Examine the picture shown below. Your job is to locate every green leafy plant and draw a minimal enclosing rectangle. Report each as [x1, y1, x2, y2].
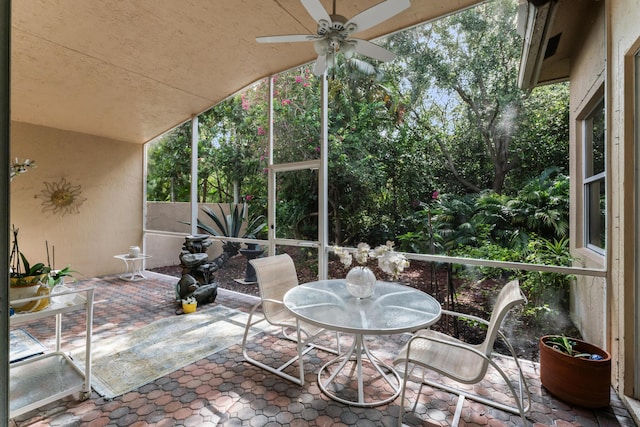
[543, 336, 591, 358]
[195, 203, 266, 255]
[521, 236, 575, 310]
[47, 265, 77, 287]
[9, 226, 51, 279]
[9, 225, 76, 286]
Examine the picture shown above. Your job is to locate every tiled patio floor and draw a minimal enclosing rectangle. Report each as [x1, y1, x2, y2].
[9, 272, 637, 426]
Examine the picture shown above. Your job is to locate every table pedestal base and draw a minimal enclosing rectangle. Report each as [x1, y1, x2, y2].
[318, 334, 401, 407]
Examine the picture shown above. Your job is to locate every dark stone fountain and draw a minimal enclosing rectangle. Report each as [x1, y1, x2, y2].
[175, 234, 218, 308]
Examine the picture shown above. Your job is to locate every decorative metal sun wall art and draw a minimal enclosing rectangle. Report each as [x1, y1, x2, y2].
[36, 178, 87, 217]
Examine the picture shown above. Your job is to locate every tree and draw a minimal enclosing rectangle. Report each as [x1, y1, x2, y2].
[199, 80, 269, 204]
[147, 0, 570, 248]
[387, 0, 565, 195]
[147, 124, 192, 202]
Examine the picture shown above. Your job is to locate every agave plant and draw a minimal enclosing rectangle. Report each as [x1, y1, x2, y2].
[196, 203, 266, 256]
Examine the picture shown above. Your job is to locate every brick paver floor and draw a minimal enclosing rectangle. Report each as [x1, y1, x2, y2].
[9, 272, 637, 426]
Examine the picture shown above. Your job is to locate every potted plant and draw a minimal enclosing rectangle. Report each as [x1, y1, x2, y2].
[539, 335, 611, 408]
[47, 265, 77, 287]
[9, 226, 76, 312]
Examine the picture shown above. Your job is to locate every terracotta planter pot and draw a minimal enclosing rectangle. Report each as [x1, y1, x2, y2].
[539, 336, 611, 408]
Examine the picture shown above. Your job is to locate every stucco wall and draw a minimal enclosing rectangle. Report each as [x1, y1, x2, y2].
[10, 121, 144, 279]
[569, 0, 640, 406]
[609, 0, 640, 402]
[143, 202, 230, 269]
[567, 1, 607, 348]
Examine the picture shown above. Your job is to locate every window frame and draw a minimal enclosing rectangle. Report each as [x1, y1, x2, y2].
[581, 96, 606, 255]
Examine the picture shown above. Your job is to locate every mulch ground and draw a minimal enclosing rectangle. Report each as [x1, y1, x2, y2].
[150, 246, 580, 362]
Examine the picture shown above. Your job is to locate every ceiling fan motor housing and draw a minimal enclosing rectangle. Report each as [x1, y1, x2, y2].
[257, 0, 410, 76]
[317, 15, 357, 37]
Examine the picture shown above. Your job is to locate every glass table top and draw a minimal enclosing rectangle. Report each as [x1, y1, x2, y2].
[283, 279, 441, 334]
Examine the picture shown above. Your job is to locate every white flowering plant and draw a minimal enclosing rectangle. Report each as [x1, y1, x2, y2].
[333, 241, 409, 280]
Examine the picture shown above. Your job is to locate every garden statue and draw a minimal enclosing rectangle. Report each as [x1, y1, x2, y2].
[175, 273, 217, 309]
[175, 235, 219, 312]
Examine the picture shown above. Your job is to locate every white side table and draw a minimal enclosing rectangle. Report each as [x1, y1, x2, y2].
[114, 254, 152, 281]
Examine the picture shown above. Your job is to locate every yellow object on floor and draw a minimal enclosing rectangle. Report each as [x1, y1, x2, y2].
[182, 301, 197, 313]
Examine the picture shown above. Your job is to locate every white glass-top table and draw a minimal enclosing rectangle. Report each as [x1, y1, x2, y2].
[283, 279, 441, 407]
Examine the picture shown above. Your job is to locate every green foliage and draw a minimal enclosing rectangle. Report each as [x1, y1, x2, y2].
[447, 234, 574, 324]
[18, 253, 51, 277]
[399, 166, 569, 259]
[9, 226, 51, 279]
[507, 84, 570, 190]
[396, 168, 572, 325]
[452, 243, 523, 280]
[387, 0, 529, 194]
[47, 265, 77, 287]
[196, 204, 267, 255]
[147, 124, 193, 202]
[146, 0, 571, 295]
[509, 167, 570, 240]
[520, 236, 574, 310]
[543, 336, 591, 358]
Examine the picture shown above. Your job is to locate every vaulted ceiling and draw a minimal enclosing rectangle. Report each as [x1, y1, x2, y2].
[11, 0, 483, 144]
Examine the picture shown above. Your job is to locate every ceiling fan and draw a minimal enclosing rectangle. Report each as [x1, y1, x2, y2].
[256, 0, 410, 76]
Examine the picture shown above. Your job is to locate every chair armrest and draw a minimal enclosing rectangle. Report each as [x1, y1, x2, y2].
[440, 309, 490, 327]
[407, 333, 488, 357]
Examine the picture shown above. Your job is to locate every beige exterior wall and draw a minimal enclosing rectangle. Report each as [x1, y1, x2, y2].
[10, 122, 144, 279]
[609, 0, 640, 403]
[143, 202, 230, 269]
[568, 1, 606, 347]
[569, 0, 640, 408]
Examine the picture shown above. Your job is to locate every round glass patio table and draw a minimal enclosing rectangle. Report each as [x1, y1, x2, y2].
[283, 279, 441, 407]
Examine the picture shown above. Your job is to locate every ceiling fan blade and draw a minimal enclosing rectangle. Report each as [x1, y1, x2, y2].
[346, 0, 411, 34]
[300, 0, 331, 24]
[353, 39, 397, 62]
[313, 54, 327, 76]
[256, 34, 317, 43]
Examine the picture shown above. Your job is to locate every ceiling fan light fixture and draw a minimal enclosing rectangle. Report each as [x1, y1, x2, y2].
[257, 0, 410, 76]
[314, 39, 330, 55]
[326, 50, 336, 69]
[341, 41, 356, 59]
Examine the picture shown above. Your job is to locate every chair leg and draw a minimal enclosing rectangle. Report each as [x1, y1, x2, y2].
[242, 304, 332, 385]
[451, 395, 466, 426]
[283, 328, 342, 356]
[397, 357, 411, 427]
[397, 360, 530, 427]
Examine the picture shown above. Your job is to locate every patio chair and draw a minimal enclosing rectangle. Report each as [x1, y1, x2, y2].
[393, 279, 531, 427]
[241, 253, 339, 385]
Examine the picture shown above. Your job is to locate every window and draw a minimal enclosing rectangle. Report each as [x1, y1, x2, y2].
[583, 98, 605, 252]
